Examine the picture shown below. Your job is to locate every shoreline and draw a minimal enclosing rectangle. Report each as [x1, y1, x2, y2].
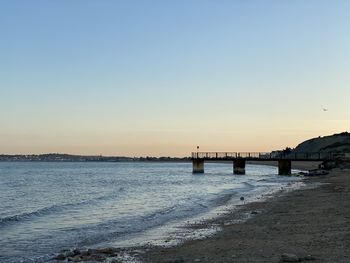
[140, 167, 350, 263]
[107, 163, 309, 249]
[48, 162, 334, 263]
[47, 162, 349, 263]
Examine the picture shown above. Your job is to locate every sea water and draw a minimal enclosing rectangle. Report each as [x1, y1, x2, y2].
[0, 162, 302, 262]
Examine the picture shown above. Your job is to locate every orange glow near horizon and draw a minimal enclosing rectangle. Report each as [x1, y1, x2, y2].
[1, 2, 350, 156]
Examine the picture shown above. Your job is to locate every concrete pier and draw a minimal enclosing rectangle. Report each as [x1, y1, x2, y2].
[233, 159, 246, 175]
[190, 151, 336, 175]
[278, 160, 291, 175]
[192, 159, 204, 173]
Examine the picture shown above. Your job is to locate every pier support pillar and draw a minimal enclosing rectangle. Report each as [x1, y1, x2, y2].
[234, 159, 246, 175]
[192, 160, 204, 173]
[278, 160, 291, 175]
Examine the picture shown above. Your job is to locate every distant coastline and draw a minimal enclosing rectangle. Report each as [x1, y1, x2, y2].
[0, 153, 190, 162]
[2, 132, 349, 163]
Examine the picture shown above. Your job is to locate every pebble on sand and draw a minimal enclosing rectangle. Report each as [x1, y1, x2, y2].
[281, 253, 299, 262]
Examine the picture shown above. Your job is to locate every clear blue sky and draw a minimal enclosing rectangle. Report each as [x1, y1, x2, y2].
[1, 1, 349, 156]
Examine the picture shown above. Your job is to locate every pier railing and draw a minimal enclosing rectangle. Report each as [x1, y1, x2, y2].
[191, 152, 340, 161]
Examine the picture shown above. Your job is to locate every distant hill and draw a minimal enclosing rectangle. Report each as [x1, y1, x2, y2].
[0, 154, 190, 162]
[293, 132, 350, 153]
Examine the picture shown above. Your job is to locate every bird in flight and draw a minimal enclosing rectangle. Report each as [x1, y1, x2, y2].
[322, 108, 328, 112]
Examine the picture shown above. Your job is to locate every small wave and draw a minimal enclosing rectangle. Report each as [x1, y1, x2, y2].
[194, 202, 208, 208]
[142, 205, 178, 221]
[0, 205, 63, 226]
[0, 192, 124, 227]
[257, 178, 269, 182]
[241, 182, 255, 188]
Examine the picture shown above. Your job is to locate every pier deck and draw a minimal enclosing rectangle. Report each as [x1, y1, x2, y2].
[191, 152, 339, 175]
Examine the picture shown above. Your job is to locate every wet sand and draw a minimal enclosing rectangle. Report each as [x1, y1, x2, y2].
[141, 167, 350, 263]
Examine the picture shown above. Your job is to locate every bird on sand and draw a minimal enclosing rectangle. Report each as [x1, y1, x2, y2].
[240, 196, 245, 204]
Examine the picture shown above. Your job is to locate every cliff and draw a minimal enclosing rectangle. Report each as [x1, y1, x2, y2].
[293, 132, 350, 153]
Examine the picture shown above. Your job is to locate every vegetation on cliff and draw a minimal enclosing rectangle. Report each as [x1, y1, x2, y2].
[293, 132, 350, 153]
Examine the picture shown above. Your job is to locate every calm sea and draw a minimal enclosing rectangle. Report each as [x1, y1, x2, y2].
[0, 162, 302, 262]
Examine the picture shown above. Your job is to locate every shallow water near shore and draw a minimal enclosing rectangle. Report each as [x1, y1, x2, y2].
[0, 162, 302, 263]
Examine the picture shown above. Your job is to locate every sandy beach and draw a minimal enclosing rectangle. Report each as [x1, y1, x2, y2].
[141, 165, 350, 263]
